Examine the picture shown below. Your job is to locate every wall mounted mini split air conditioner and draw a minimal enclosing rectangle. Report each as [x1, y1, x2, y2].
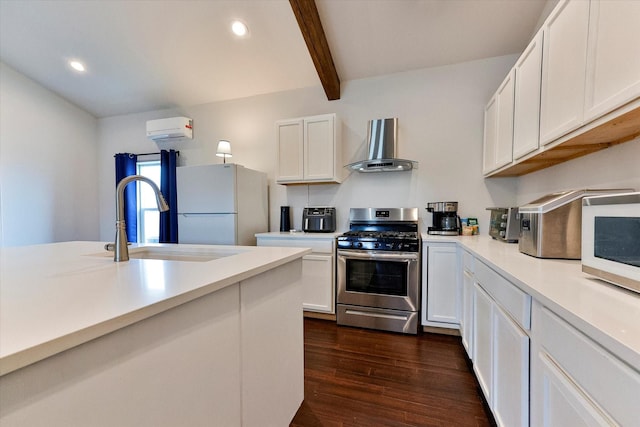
[146, 117, 193, 142]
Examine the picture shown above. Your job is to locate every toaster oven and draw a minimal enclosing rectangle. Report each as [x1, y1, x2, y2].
[487, 207, 519, 243]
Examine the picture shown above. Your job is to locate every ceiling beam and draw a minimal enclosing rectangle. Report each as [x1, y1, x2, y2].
[289, 0, 341, 100]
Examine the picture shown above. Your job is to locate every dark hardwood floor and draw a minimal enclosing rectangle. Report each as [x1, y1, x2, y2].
[291, 319, 495, 427]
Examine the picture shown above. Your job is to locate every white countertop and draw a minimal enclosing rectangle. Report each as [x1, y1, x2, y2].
[0, 241, 310, 376]
[423, 234, 640, 369]
[255, 231, 343, 239]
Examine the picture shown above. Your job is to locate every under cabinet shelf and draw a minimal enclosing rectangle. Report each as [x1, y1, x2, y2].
[487, 101, 640, 177]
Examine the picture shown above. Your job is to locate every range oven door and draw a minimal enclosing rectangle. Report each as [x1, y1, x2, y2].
[337, 249, 420, 312]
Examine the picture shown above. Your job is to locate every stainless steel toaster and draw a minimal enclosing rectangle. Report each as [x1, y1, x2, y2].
[518, 189, 633, 259]
[302, 207, 336, 233]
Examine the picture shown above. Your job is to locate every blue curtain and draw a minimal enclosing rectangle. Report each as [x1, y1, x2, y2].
[114, 153, 138, 243]
[160, 149, 179, 243]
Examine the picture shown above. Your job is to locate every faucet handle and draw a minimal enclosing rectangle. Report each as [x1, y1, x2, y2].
[105, 242, 131, 252]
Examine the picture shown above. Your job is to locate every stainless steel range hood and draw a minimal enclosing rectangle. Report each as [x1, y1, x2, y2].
[346, 118, 417, 173]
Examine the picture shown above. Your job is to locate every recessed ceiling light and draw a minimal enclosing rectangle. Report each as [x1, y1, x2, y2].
[69, 60, 86, 72]
[231, 20, 249, 37]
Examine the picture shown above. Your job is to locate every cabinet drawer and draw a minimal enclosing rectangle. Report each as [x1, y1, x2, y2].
[462, 249, 474, 273]
[539, 306, 640, 426]
[256, 237, 334, 254]
[475, 261, 531, 330]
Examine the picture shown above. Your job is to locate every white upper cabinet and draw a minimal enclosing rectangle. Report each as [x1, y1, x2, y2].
[486, 0, 640, 177]
[483, 70, 515, 175]
[539, 0, 590, 146]
[513, 30, 543, 160]
[584, 0, 640, 123]
[276, 113, 342, 184]
[483, 96, 498, 175]
[276, 119, 304, 182]
[495, 70, 516, 169]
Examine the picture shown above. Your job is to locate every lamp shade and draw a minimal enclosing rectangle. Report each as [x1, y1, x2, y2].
[216, 140, 232, 162]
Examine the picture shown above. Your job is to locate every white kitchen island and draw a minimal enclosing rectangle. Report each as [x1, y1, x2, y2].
[0, 241, 311, 427]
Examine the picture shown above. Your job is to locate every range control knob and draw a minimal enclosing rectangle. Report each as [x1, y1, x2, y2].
[356, 242, 363, 248]
[374, 242, 380, 249]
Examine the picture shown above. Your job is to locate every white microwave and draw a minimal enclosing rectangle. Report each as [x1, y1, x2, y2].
[582, 192, 640, 293]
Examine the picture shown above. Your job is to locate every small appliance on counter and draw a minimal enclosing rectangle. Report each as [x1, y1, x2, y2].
[280, 206, 291, 232]
[518, 188, 633, 259]
[302, 207, 336, 232]
[426, 202, 461, 235]
[487, 207, 519, 243]
[581, 191, 640, 294]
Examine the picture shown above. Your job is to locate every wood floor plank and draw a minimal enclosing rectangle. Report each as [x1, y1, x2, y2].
[291, 319, 495, 427]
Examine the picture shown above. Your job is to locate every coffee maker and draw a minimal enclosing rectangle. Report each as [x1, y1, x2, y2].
[426, 202, 461, 235]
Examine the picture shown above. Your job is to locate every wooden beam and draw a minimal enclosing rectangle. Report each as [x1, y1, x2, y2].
[289, 0, 341, 100]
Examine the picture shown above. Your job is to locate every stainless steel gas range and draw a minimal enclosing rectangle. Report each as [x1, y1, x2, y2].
[336, 208, 421, 334]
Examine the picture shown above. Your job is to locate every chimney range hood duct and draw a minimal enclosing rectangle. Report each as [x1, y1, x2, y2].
[346, 118, 416, 173]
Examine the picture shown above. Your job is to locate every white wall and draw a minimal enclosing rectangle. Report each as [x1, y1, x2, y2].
[516, 137, 640, 205]
[97, 55, 520, 239]
[0, 62, 99, 247]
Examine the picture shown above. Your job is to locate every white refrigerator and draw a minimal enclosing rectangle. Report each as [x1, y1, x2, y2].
[176, 164, 268, 245]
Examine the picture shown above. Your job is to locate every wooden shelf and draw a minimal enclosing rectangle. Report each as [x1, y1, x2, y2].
[488, 102, 640, 177]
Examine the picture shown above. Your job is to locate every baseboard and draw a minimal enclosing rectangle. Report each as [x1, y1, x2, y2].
[422, 326, 461, 336]
[303, 311, 336, 321]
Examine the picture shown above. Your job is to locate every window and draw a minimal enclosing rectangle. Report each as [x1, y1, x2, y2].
[136, 160, 161, 243]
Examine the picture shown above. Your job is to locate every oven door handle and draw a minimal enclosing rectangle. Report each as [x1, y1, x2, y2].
[337, 249, 419, 261]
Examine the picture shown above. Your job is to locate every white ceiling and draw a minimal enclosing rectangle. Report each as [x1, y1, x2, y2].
[0, 0, 549, 118]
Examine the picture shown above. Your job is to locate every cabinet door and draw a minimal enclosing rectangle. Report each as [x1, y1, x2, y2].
[304, 115, 335, 181]
[532, 353, 614, 427]
[513, 30, 543, 160]
[492, 306, 529, 427]
[483, 96, 498, 174]
[461, 269, 474, 358]
[426, 244, 459, 324]
[495, 70, 515, 168]
[276, 119, 304, 182]
[473, 284, 493, 403]
[584, 0, 640, 122]
[540, 0, 590, 145]
[301, 254, 335, 314]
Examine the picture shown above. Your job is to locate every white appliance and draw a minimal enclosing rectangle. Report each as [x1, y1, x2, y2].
[582, 191, 640, 294]
[146, 117, 193, 141]
[176, 164, 268, 245]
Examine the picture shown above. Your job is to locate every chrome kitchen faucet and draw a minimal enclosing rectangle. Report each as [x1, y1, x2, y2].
[112, 175, 169, 262]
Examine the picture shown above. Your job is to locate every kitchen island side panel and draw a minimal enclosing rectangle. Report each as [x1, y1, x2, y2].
[0, 284, 242, 427]
[240, 259, 304, 427]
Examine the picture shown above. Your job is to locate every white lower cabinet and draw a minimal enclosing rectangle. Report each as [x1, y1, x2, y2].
[535, 353, 613, 427]
[422, 243, 459, 327]
[256, 234, 335, 314]
[492, 304, 529, 427]
[460, 249, 475, 358]
[531, 302, 640, 426]
[444, 245, 639, 427]
[300, 254, 334, 313]
[473, 284, 494, 402]
[472, 260, 531, 427]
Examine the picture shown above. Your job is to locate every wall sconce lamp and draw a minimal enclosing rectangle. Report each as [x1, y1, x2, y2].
[216, 140, 232, 163]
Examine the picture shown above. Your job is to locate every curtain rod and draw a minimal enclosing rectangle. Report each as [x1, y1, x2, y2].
[134, 151, 180, 157]
[113, 151, 180, 158]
